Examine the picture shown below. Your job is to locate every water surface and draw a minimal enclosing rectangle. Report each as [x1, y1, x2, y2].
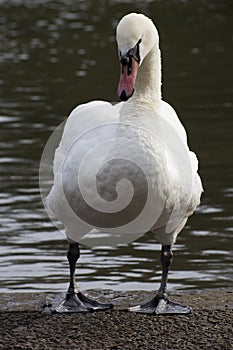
[0, 0, 232, 293]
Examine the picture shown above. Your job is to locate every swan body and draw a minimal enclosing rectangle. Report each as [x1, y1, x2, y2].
[45, 13, 203, 313]
[47, 13, 202, 247]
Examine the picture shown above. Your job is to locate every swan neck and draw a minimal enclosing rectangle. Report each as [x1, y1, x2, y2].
[131, 44, 162, 109]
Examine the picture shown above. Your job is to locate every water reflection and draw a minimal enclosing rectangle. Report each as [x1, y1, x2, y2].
[0, 0, 232, 292]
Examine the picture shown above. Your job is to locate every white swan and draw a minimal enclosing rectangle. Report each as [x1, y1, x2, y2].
[46, 13, 203, 314]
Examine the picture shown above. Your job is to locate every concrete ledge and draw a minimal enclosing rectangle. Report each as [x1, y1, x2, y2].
[0, 289, 232, 312]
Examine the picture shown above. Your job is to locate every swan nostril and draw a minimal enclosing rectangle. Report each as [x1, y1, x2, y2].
[120, 55, 133, 75]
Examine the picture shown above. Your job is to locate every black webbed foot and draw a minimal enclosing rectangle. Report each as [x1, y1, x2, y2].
[129, 295, 192, 315]
[56, 291, 113, 313]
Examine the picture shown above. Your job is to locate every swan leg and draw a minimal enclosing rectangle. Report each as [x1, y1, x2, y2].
[129, 245, 192, 314]
[56, 242, 113, 313]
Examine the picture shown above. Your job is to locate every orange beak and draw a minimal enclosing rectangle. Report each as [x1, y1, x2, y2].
[117, 57, 139, 101]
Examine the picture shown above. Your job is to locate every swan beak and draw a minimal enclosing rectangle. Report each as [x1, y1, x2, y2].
[117, 57, 139, 101]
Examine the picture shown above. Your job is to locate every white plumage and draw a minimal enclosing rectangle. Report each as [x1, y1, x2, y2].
[45, 13, 203, 313]
[47, 13, 202, 247]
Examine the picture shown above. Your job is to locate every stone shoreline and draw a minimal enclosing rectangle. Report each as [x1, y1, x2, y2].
[0, 289, 232, 349]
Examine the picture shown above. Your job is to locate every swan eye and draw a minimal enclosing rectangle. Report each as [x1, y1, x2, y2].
[119, 38, 141, 75]
[128, 38, 141, 64]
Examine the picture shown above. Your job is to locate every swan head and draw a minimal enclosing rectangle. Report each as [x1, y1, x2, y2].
[116, 13, 159, 101]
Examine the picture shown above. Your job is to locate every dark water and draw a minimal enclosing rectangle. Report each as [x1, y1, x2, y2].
[0, 0, 232, 293]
